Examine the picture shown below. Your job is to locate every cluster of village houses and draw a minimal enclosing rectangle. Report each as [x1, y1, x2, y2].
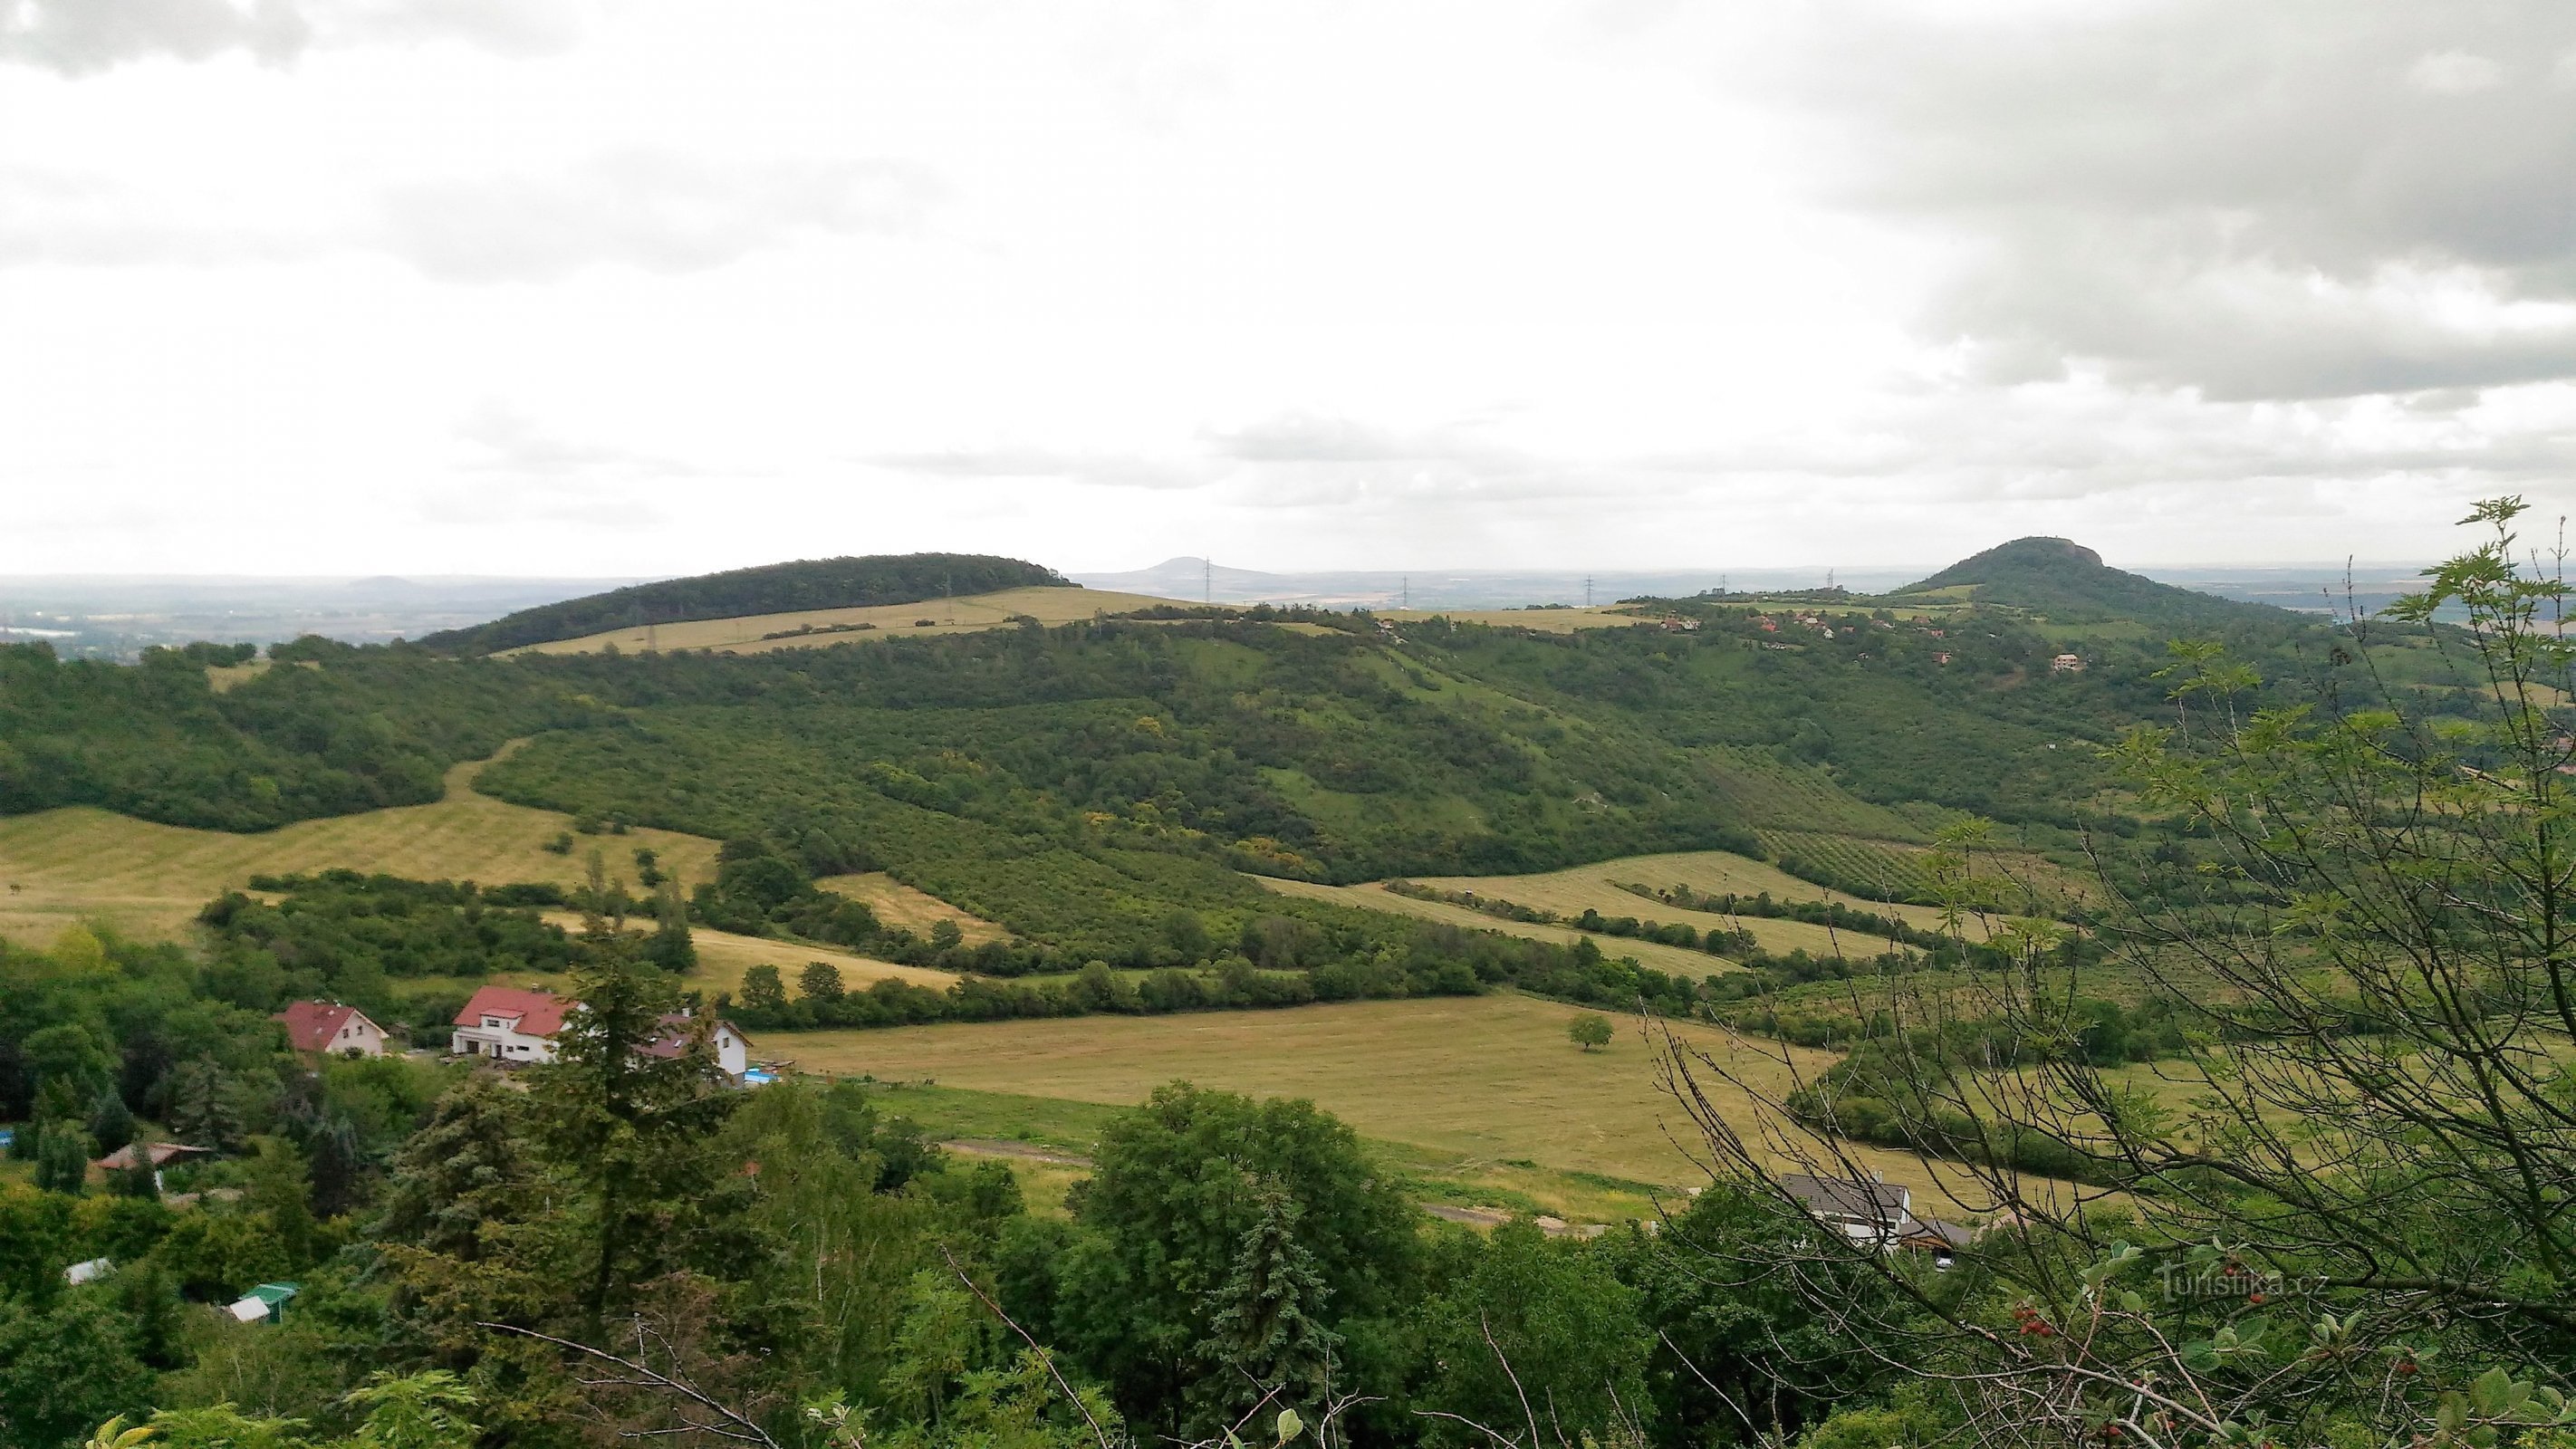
[76, 989, 755, 1323]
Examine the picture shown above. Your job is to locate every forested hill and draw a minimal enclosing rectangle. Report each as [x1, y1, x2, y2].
[1895, 536, 2311, 632]
[415, 552, 1073, 654]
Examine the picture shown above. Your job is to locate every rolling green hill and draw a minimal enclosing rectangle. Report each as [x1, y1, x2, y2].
[415, 552, 1073, 654]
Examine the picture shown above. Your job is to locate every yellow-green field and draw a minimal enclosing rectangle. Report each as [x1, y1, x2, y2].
[508, 587, 1191, 657]
[522, 911, 958, 994]
[785, 992, 2003, 1209]
[1254, 877, 1742, 975]
[1415, 850, 1969, 936]
[818, 872, 1010, 945]
[0, 750, 721, 946]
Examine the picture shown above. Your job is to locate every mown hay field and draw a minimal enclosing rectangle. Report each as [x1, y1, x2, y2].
[507, 587, 1187, 657]
[817, 872, 1010, 945]
[1254, 877, 1742, 976]
[0, 750, 721, 947]
[787, 991, 2018, 1210]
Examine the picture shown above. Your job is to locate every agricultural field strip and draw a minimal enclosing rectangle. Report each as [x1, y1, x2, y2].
[0, 748, 720, 947]
[1254, 877, 1742, 976]
[1414, 849, 2025, 945]
[793, 992, 2054, 1218]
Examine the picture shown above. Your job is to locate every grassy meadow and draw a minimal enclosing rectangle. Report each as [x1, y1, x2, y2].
[786, 991, 2014, 1215]
[0, 750, 721, 947]
[508, 586, 1190, 657]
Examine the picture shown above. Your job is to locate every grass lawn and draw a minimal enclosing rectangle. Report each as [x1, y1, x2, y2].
[0, 748, 721, 948]
[781, 991, 1998, 1213]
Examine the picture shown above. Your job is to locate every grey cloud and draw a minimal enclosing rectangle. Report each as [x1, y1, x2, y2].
[377, 151, 941, 283]
[1791, 1, 2576, 398]
[0, 0, 580, 73]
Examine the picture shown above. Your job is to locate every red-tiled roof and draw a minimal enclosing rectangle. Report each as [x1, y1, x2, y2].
[453, 985, 574, 1038]
[273, 1000, 367, 1053]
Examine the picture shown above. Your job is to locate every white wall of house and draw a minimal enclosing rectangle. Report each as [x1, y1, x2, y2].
[712, 1023, 749, 1077]
[450, 1015, 560, 1064]
[332, 1013, 388, 1056]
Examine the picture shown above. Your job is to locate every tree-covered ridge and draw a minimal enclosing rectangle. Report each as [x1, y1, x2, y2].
[1892, 534, 2308, 630]
[0, 640, 593, 830]
[414, 552, 1074, 654]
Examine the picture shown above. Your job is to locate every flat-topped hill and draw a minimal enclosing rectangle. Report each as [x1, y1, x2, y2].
[1896, 536, 2305, 630]
[418, 552, 1072, 654]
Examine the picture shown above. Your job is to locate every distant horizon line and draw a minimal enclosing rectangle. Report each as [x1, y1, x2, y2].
[0, 559, 2446, 586]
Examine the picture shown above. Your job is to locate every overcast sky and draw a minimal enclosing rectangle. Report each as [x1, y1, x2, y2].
[5, 0, 2573, 576]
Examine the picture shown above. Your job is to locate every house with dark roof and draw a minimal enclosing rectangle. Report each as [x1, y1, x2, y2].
[643, 1012, 754, 1078]
[273, 1001, 388, 1057]
[1778, 1171, 1976, 1263]
[450, 985, 574, 1064]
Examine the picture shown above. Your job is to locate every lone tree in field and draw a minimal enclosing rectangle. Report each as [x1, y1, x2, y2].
[1663, 498, 2576, 1449]
[1567, 1012, 1612, 1051]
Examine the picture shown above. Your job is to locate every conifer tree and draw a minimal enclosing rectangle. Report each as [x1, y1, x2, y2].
[1193, 1180, 1341, 1440]
[86, 1089, 134, 1157]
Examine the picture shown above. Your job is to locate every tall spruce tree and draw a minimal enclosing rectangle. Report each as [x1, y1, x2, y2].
[1192, 1180, 1340, 1441]
[538, 917, 740, 1337]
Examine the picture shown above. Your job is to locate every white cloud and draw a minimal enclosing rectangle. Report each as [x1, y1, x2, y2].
[3, 0, 2574, 577]
[374, 152, 941, 283]
[2408, 51, 2505, 94]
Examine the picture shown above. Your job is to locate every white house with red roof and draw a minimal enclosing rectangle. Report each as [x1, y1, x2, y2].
[273, 1001, 388, 1057]
[450, 985, 574, 1064]
[450, 985, 753, 1077]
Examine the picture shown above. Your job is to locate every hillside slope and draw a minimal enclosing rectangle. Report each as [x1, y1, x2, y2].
[418, 552, 1073, 654]
[1895, 536, 2309, 631]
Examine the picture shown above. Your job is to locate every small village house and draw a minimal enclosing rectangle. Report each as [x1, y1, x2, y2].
[273, 1000, 388, 1057]
[92, 1141, 215, 1194]
[450, 984, 755, 1078]
[2051, 653, 2085, 673]
[1778, 1171, 1975, 1265]
[450, 985, 573, 1064]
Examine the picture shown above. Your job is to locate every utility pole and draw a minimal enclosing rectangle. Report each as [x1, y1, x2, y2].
[1401, 575, 1409, 610]
[1204, 557, 1212, 605]
[1584, 575, 1594, 608]
[944, 571, 954, 624]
